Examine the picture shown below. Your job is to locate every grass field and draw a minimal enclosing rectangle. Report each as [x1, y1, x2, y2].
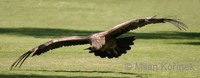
[0, 0, 200, 78]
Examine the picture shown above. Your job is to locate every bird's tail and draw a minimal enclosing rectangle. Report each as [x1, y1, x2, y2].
[115, 36, 135, 56]
[88, 36, 135, 58]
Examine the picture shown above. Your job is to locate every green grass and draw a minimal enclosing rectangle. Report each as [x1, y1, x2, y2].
[0, 0, 200, 78]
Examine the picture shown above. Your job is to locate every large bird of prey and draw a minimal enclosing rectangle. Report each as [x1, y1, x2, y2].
[11, 16, 187, 70]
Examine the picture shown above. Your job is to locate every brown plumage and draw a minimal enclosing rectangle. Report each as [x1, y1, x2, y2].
[10, 16, 187, 70]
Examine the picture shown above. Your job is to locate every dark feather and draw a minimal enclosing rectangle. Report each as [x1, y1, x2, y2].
[105, 17, 187, 37]
[90, 36, 135, 58]
[10, 36, 89, 70]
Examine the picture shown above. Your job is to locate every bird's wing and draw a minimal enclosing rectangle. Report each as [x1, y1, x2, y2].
[11, 36, 89, 70]
[105, 16, 187, 37]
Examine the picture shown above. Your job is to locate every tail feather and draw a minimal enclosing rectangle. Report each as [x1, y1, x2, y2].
[89, 36, 135, 58]
[94, 51, 107, 58]
[116, 36, 135, 55]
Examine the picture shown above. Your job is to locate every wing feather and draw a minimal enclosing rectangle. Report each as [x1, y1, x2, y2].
[105, 17, 187, 37]
[10, 36, 89, 70]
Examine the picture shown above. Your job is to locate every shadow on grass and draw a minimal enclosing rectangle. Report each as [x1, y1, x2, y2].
[174, 42, 200, 45]
[0, 74, 129, 78]
[0, 27, 199, 45]
[0, 27, 199, 39]
[16, 69, 150, 78]
[0, 27, 99, 38]
[26, 69, 147, 75]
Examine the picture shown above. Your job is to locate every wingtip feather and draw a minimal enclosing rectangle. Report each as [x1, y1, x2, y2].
[10, 51, 33, 70]
[164, 18, 188, 31]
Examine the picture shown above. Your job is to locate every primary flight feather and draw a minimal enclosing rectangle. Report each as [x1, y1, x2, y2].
[11, 16, 187, 70]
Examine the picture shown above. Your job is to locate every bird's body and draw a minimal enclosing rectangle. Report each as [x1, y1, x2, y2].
[11, 16, 187, 70]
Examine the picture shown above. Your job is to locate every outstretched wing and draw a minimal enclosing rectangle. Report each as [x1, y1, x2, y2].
[11, 36, 89, 70]
[105, 16, 187, 37]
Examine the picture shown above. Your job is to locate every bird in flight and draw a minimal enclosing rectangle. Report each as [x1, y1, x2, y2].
[10, 16, 187, 70]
